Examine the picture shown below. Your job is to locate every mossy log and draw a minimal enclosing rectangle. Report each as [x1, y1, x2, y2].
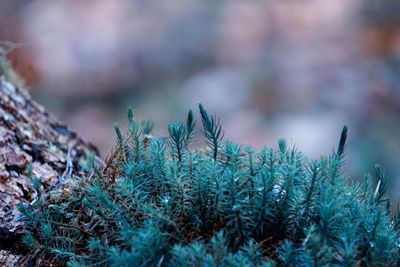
[0, 75, 101, 266]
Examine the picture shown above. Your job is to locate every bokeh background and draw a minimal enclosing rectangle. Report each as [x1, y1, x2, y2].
[1, 0, 400, 195]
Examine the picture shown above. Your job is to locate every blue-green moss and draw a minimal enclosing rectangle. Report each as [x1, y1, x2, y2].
[20, 104, 399, 266]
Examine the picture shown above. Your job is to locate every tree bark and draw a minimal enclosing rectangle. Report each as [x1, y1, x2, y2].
[0, 75, 101, 266]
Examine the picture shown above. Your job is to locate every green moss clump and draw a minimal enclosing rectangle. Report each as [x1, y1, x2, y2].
[20, 105, 399, 266]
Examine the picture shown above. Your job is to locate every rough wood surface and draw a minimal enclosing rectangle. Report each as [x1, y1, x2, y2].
[0, 250, 22, 267]
[0, 74, 101, 265]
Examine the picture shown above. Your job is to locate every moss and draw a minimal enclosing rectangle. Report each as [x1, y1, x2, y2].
[20, 105, 399, 266]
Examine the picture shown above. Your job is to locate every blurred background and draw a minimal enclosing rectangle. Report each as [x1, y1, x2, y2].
[1, 0, 400, 195]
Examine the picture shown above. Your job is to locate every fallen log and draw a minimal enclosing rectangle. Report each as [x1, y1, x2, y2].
[0, 54, 101, 265]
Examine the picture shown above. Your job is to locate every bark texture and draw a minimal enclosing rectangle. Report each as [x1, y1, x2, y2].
[0, 74, 101, 265]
